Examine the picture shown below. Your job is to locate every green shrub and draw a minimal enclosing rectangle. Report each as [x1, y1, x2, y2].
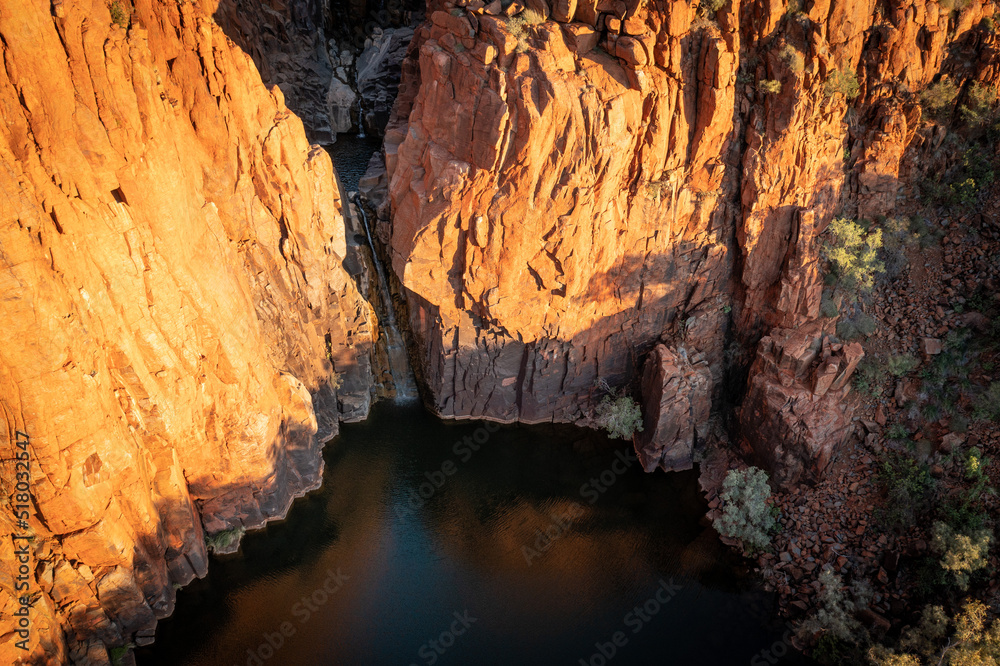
[887, 423, 910, 440]
[837, 312, 877, 340]
[713, 466, 777, 553]
[507, 10, 544, 52]
[798, 568, 870, 646]
[853, 356, 887, 396]
[779, 44, 805, 72]
[918, 332, 977, 422]
[907, 216, 944, 248]
[972, 381, 1000, 421]
[964, 446, 985, 480]
[825, 69, 860, 99]
[205, 526, 246, 553]
[888, 354, 920, 377]
[960, 81, 999, 126]
[109, 644, 136, 666]
[822, 218, 885, 291]
[108, 1, 128, 28]
[870, 601, 1000, 665]
[704, 0, 726, 12]
[922, 149, 996, 207]
[920, 79, 959, 119]
[876, 451, 934, 532]
[879, 217, 919, 279]
[931, 520, 991, 590]
[758, 79, 782, 94]
[820, 290, 840, 318]
[595, 393, 644, 440]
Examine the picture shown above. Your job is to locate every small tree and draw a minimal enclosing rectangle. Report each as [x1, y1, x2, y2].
[713, 466, 776, 552]
[822, 218, 885, 291]
[931, 521, 991, 591]
[869, 601, 1000, 665]
[595, 393, 644, 440]
[920, 79, 959, 119]
[959, 81, 999, 125]
[888, 354, 919, 377]
[799, 568, 870, 644]
[779, 44, 805, 72]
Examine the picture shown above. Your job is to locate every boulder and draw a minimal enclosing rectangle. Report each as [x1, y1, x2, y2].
[738, 329, 863, 489]
[634, 345, 714, 473]
[327, 76, 359, 134]
[356, 27, 415, 136]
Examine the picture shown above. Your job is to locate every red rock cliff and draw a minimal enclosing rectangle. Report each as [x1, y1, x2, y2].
[379, 0, 997, 475]
[0, 1, 374, 662]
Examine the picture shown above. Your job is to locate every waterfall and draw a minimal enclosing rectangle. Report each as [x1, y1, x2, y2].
[355, 69, 366, 138]
[352, 194, 416, 400]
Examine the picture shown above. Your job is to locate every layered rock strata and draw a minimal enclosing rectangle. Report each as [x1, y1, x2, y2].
[0, 1, 375, 663]
[214, 0, 337, 140]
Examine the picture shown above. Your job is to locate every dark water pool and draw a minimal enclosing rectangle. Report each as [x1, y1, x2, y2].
[137, 401, 808, 666]
[324, 134, 384, 192]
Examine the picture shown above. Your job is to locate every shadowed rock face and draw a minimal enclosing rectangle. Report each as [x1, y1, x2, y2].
[737, 328, 864, 490]
[379, 0, 1000, 465]
[0, 1, 375, 663]
[384, 2, 740, 423]
[635, 345, 713, 473]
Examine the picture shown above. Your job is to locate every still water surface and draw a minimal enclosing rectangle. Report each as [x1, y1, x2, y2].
[137, 401, 807, 666]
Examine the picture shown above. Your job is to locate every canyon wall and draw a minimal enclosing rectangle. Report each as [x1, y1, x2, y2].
[0, 1, 375, 663]
[379, 0, 997, 479]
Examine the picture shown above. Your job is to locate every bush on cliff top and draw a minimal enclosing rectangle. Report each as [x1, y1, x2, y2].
[506, 9, 544, 52]
[108, 1, 128, 28]
[713, 466, 776, 553]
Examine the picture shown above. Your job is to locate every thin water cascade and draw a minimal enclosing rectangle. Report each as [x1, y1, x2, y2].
[355, 71, 366, 138]
[352, 193, 416, 399]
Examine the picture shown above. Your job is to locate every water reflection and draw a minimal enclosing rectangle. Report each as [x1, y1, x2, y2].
[138, 402, 808, 665]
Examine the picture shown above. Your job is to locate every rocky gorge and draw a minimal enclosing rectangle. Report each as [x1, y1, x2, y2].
[2, 0, 1000, 663]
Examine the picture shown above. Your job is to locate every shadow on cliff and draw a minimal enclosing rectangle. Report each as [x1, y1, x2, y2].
[410, 239, 732, 421]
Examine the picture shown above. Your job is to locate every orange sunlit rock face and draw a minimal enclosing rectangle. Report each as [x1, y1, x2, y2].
[0, 1, 374, 663]
[381, 0, 997, 465]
